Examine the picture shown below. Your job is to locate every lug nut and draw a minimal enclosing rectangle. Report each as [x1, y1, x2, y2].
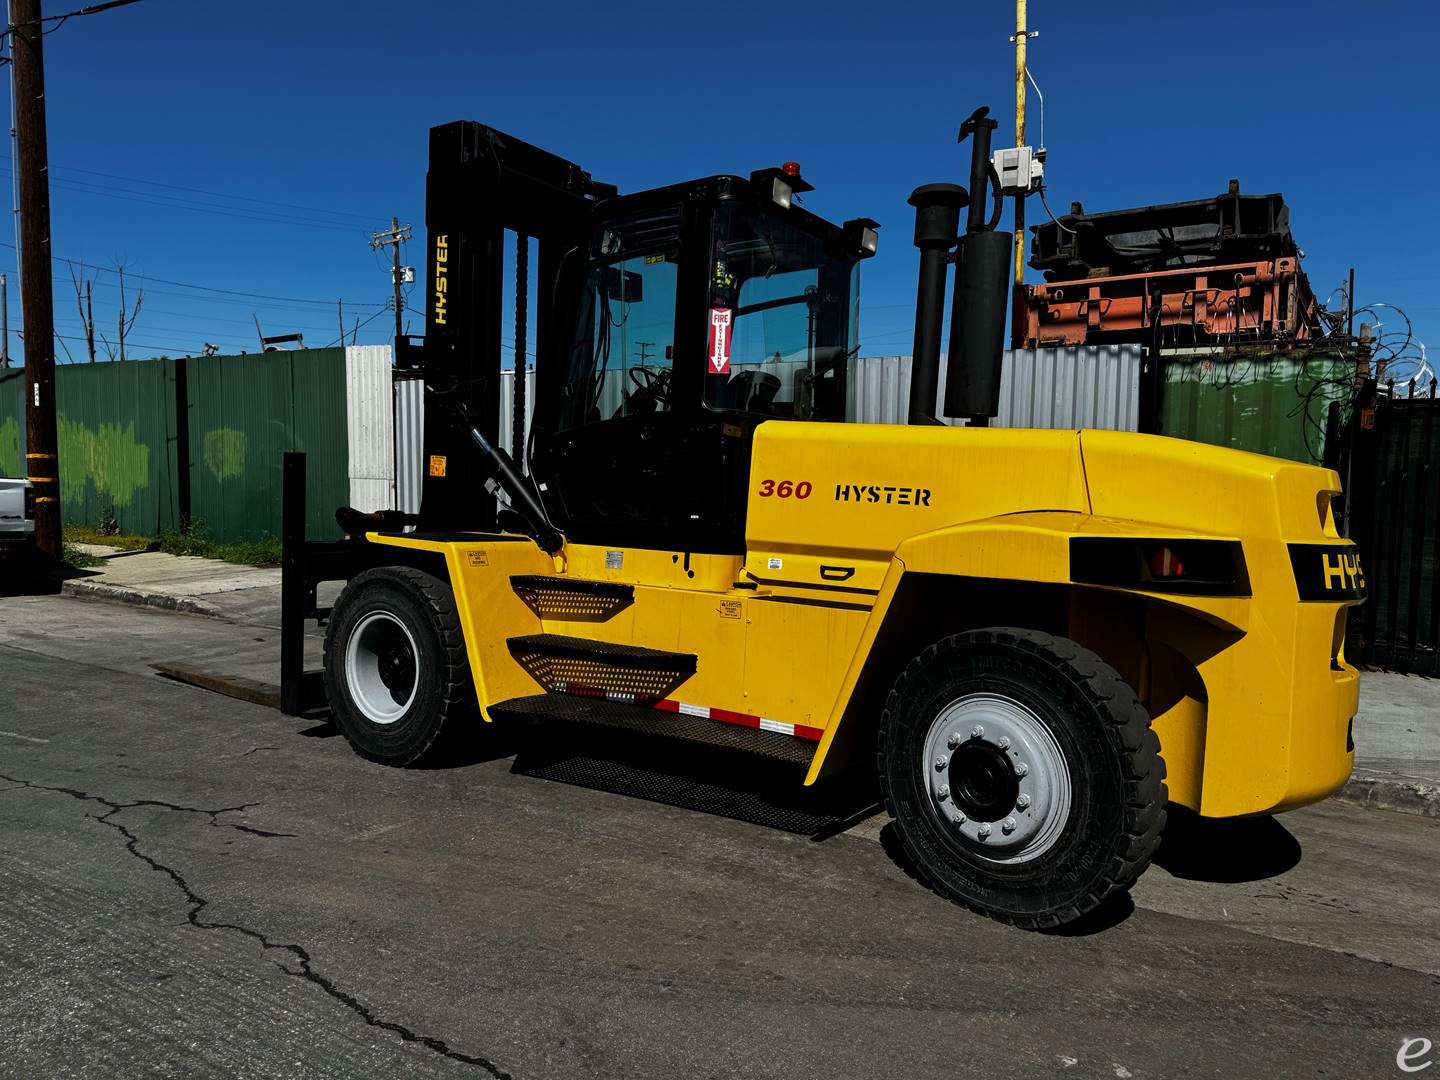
[936, 785, 950, 801]
[1002, 817, 1017, 833]
[1016, 794, 1031, 809]
[935, 756, 948, 771]
[947, 733, 962, 749]
[1015, 762, 1029, 778]
[977, 823, 991, 839]
[970, 725, 985, 739]
[997, 736, 1011, 750]
[953, 810, 966, 824]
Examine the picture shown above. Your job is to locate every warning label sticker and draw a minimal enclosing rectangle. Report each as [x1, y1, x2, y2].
[717, 599, 742, 620]
[708, 308, 733, 375]
[467, 549, 489, 567]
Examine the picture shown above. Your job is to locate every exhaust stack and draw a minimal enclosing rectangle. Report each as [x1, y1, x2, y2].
[908, 106, 1014, 428]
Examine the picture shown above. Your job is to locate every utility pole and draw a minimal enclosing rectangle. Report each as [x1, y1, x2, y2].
[1009, 0, 1032, 348]
[1, 273, 8, 367]
[12, 0, 59, 556]
[370, 217, 411, 345]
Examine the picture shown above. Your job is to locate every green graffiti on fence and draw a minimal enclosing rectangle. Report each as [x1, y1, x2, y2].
[57, 414, 150, 508]
[0, 416, 18, 476]
[202, 427, 246, 480]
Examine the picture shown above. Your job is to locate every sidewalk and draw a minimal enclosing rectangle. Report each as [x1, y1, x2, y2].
[63, 543, 286, 626]
[49, 545, 1440, 817]
[1346, 671, 1440, 817]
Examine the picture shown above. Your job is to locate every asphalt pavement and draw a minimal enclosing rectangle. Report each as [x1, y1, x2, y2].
[1, 593, 1438, 1080]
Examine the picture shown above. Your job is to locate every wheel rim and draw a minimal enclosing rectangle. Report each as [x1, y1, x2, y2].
[344, 611, 419, 725]
[921, 693, 1073, 864]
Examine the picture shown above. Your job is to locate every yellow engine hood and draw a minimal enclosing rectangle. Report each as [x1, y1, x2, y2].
[1077, 430, 1340, 542]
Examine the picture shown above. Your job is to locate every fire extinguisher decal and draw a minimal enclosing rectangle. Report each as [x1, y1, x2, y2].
[708, 308, 733, 375]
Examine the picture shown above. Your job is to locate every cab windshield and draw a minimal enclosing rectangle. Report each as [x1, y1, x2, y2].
[704, 203, 859, 422]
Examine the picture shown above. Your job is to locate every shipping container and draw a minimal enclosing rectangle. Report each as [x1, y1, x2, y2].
[1160, 349, 1353, 465]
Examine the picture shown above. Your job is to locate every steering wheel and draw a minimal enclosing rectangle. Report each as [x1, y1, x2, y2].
[628, 365, 671, 408]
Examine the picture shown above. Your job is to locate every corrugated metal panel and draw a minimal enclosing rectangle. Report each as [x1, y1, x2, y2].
[1161, 350, 1350, 465]
[345, 344, 395, 512]
[993, 345, 1140, 430]
[394, 374, 424, 516]
[498, 367, 537, 466]
[0, 367, 25, 477]
[395, 367, 535, 517]
[852, 355, 913, 425]
[854, 347, 1141, 430]
[7, 359, 181, 535]
[188, 349, 349, 542]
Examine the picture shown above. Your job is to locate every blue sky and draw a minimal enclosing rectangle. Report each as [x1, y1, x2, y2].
[7, 0, 1435, 373]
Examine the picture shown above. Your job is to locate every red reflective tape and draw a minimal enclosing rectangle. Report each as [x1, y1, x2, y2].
[555, 681, 610, 700]
[708, 706, 760, 729]
[567, 692, 821, 743]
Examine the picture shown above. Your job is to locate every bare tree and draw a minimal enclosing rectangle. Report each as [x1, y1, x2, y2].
[68, 259, 96, 362]
[71, 260, 142, 362]
[116, 264, 143, 362]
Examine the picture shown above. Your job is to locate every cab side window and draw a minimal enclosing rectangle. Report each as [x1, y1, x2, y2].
[558, 209, 682, 431]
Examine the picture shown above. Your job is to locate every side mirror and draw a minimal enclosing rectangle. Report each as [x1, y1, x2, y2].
[601, 266, 644, 303]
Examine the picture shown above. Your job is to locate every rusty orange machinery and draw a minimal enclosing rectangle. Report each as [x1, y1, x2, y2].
[1021, 257, 1318, 349]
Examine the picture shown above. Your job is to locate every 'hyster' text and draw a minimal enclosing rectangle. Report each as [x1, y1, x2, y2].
[835, 484, 932, 506]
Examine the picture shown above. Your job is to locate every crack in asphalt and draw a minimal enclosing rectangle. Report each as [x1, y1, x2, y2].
[0, 772, 513, 1078]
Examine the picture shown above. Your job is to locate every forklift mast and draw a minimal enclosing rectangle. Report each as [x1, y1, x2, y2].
[401, 122, 616, 533]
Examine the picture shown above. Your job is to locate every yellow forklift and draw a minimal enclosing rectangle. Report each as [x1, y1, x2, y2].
[280, 108, 1364, 929]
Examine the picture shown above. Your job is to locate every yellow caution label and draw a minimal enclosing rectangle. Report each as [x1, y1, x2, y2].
[428, 454, 447, 478]
[467, 549, 489, 567]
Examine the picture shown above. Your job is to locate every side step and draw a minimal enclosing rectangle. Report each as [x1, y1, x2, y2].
[509, 575, 633, 621]
[507, 633, 697, 701]
[487, 693, 817, 767]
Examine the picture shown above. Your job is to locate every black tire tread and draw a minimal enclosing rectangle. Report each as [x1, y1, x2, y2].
[323, 565, 473, 766]
[876, 627, 1167, 930]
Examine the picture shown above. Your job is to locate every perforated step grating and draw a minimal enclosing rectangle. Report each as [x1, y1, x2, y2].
[507, 633, 697, 702]
[510, 575, 634, 621]
[489, 693, 816, 767]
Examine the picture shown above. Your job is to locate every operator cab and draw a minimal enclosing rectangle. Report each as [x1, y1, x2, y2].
[532, 167, 879, 554]
[409, 122, 876, 557]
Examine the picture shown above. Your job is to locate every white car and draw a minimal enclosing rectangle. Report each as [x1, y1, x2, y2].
[0, 476, 35, 548]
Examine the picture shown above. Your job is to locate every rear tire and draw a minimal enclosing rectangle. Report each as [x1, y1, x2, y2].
[877, 627, 1166, 930]
[324, 566, 474, 766]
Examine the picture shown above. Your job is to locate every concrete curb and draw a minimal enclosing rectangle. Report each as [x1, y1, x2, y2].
[1333, 772, 1440, 818]
[60, 579, 228, 621]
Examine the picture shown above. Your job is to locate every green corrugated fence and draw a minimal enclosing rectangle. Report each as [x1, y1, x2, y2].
[186, 350, 349, 542]
[0, 350, 349, 542]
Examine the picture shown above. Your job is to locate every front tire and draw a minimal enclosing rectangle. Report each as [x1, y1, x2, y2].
[323, 566, 474, 766]
[877, 627, 1166, 930]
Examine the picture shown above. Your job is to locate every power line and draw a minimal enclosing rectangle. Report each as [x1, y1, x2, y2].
[0, 240, 387, 307]
[324, 304, 389, 347]
[0, 0, 145, 50]
[0, 169, 375, 233]
[47, 162, 385, 225]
